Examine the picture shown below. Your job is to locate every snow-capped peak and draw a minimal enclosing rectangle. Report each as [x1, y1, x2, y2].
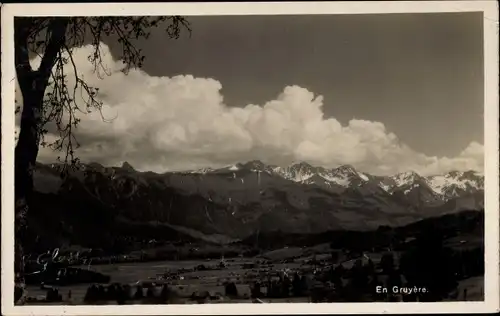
[426, 170, 484, 199]
[274, 162, 319, 182]
[182, 162, 483, 201]
[334, 164, 358, 175]
[228, 165, 239, 171]
[392, 171, 420, 187]
[190, 167, 215, 174]
[327, 165, 369, 186]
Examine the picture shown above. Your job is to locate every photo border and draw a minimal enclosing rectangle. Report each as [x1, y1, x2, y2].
[2, 1, 499, 315]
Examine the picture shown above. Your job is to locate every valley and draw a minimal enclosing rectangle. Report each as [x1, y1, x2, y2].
[17, 160, 485, 305]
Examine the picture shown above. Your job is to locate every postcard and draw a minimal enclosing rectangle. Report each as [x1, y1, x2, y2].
[1, 1, 499, 315]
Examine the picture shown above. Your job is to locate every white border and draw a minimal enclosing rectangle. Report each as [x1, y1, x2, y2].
[1, 1, 499, 315]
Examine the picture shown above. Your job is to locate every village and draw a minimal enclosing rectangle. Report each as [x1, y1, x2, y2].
[20, 240, 482, 305]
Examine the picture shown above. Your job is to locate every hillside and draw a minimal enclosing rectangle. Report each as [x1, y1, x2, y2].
[24, 161, 484, 254]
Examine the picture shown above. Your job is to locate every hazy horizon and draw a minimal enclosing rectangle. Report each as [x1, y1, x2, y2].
[37, 158, 485, 178]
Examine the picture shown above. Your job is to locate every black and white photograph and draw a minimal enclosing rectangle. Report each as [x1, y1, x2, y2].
[2, 1, 499, 315]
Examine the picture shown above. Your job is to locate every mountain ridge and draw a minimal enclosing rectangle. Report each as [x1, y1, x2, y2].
[29, 160, 484, 251]
[185, 160, 483, 201]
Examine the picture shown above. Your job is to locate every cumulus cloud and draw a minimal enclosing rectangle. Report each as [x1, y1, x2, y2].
[15, 43, 484, 176]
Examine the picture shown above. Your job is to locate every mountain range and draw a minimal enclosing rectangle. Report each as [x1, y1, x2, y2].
[29, 160, 484, 249]
[189, 161, 483, 202]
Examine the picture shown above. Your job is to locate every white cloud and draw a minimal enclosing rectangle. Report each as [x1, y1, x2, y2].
[16, 43, 484, 176]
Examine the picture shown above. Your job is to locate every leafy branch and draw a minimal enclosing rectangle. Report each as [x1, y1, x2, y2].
[17, 16, 191, 176]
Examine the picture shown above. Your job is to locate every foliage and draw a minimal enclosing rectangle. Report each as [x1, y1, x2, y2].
[399, 227, 459, 301]
[379, 252, 395, 274]
[15, 16, 191, 172]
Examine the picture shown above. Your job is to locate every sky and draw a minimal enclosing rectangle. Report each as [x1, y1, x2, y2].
[17, 12, 485, 176]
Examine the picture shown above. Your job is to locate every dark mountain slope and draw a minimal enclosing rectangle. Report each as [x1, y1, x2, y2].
[25, 161, 483, 253]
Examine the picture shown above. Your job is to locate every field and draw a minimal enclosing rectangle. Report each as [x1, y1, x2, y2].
[25, 255, 315, 304]
[20, 210, 486, 305]
[23, 243, 485, 305]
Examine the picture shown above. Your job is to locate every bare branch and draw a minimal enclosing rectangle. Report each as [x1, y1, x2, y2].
[18, 16, 191, 173]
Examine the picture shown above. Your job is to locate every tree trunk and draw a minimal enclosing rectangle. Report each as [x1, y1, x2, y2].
[14, 18, 36, 290]
[15, 78, 45, 275]
[14, 18, 68, 302]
